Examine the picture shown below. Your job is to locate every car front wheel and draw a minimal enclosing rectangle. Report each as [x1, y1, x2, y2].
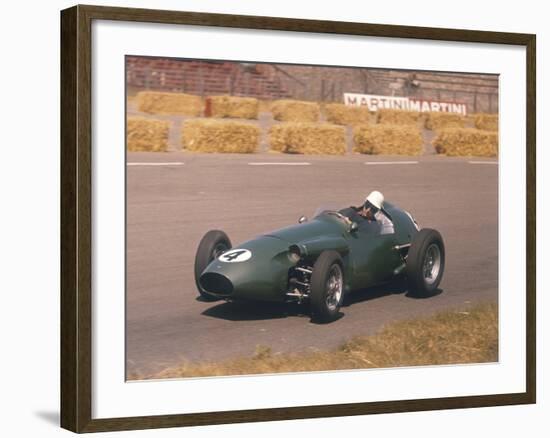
[406, 228, 445, 297]
[310, 251, 345, 323]
[194, 230, 232, 301]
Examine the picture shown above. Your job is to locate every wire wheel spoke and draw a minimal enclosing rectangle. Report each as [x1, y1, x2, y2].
[423, 244, 441, 285]
[325, 264, 343, 311]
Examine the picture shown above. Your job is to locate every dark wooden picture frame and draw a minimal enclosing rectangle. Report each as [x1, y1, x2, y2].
[61, 4, 536, 433]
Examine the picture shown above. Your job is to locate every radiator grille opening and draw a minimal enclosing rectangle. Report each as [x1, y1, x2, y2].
[200, 273, 233, 296]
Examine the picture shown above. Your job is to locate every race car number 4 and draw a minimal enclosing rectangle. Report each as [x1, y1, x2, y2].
[219, 249, 252, 263]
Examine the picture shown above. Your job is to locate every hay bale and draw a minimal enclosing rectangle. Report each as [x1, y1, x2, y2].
[207, 95, 259, 119]
[269, 123, 346, 155]
[324, 103, 372, 126]
[425, 112, 466, 130]
[271, 100, 320, 122]
[377, 109, 421, 125]
[136, 91, 203, 116]
[433, 128, 498, 157]
[353, 124, 423, 155]
[182, 119, 260, 153]
[269, 125, 288, 153]
[127, 117, 170, 152]
[474, 113, 499, 131]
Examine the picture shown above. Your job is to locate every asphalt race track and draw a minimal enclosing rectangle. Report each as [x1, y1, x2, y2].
[126, 152, 498, 376]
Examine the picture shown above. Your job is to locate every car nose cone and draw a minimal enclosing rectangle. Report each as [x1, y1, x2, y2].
[199, 272, 234, 296]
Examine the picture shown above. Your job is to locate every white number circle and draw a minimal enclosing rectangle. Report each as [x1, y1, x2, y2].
[218, 249, 252, 263]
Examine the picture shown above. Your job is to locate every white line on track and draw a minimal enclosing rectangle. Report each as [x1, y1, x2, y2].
[365, 161, 418, 165]
[127, 162, 185, 166]
[248, 162, 311, 166]
[468, 161, 498, 165]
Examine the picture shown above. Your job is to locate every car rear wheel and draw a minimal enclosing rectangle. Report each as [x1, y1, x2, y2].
[310, 251, 344, 323]
[406, 228, 445, 297]
[194, 230, 232, 301]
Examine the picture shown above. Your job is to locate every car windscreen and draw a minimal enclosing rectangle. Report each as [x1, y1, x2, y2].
[313, 204, 344, 218]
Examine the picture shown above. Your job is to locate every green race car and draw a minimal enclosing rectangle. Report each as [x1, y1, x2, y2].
[194, 195, 445, 323]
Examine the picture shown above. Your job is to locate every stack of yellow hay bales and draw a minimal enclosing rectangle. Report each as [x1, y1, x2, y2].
[136, 91, 203, 116]
[269, 123, 346, 155]
[323, 103, 372, 126]
[353, 124, 423, 155]
[271, 100, 320, 122]
[182, 119, 260, 153]
[474, 113, 499, 131]
[377, 109, 422, 126]
[433, 128, 498, 157]
[207, 95, 259, 119]
[127, 117, 170, 152]
[425, 112, 466, 130]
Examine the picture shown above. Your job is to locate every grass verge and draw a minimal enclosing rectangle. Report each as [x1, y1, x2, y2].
[134, 302, 498, 380]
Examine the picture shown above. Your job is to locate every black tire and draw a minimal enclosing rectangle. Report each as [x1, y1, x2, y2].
[194, 230, 232, 301]
[406, 228, 445, 297]
[310, 251, 345, 323]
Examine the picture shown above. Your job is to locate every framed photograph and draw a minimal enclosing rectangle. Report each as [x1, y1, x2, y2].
[60, 4, 536, 433]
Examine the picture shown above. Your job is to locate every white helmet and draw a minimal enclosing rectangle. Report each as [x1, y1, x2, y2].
[365, 191, 384, 210]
